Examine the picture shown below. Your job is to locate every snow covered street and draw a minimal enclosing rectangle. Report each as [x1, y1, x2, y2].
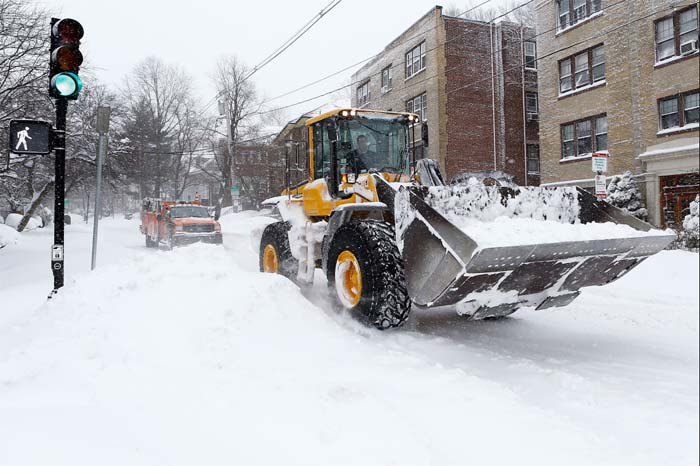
[0, 213, 698, 466]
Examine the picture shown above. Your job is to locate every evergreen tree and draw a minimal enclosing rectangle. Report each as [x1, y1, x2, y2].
[606, 171, 648, 220]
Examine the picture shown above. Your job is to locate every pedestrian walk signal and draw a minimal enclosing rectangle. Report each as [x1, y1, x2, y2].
[49, 18, 84, 99]
[8, 120, 53, 155]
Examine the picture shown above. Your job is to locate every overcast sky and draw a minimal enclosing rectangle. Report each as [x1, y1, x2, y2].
[44, 0, 510, 123]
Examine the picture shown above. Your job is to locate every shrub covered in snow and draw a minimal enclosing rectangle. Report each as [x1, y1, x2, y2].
[606, 171, 648, 220]
[3, 213, 42, 231]
[0, 224, 20, 248]
[681, 195, 699, 250]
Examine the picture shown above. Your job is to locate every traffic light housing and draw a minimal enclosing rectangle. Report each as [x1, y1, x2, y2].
[49, 18, 84, 100]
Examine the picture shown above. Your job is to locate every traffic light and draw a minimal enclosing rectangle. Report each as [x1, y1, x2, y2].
[49, 18, 84, 100]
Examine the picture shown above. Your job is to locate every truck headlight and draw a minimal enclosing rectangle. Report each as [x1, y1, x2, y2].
[175, 225, 183, 232]
[214, 223, 221, 233]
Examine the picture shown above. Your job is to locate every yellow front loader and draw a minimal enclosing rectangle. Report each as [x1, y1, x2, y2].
[259, 108, 675, 329]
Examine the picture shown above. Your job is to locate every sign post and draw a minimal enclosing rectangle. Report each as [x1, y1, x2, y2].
[91, 106, 110, 271]
[592, 151, 609, 199]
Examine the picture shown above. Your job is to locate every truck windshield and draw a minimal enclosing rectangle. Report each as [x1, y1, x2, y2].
[169, 206, 210, 218]
[338, 116, 409, 175]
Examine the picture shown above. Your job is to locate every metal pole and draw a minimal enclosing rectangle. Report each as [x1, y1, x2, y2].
[91, 134, 106, 270]
[51, 98, 68, 294]
[91, 106, 110, 271]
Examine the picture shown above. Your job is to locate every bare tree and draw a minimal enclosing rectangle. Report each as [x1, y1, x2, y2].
[445, 0, 534, 26]
[209, 56, 261, 218]
[123, 57, 192, 198]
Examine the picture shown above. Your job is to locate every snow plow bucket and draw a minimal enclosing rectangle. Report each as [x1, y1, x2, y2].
[394, 185, 676, 315]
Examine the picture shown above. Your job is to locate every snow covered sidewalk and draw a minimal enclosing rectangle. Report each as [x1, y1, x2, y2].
[0, 214, 698, 466]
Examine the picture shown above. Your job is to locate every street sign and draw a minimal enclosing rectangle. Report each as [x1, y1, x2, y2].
[592, 152, 609, 173]
[595, 174, 607, 199]
[52, 244, 64, 261]
[9, 120, 52, 155]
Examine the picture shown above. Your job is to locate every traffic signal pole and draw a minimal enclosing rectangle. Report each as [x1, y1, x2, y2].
[51, 98, 67, 294]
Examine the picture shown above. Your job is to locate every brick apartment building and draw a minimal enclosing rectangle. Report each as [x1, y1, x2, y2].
[232, 144, 285, 210]
[536, 0, 699, 227]
[350, 6, 540, 185]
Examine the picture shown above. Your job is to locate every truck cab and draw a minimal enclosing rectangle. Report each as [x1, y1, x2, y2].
[141, 199, 222, 249]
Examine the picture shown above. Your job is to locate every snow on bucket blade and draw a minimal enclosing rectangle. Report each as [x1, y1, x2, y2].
[394, 185, 676, 315]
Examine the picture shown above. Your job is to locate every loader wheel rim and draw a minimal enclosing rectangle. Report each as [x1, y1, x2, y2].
[263, 244, 279, 273]
[335, 250, 362, 309]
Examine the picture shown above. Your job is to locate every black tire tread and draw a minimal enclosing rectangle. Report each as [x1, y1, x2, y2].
[327, 219, 411, 329]
[259, 221, 298, 281]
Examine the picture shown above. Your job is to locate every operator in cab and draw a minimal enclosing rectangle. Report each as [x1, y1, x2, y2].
[350, 134, 390, 172]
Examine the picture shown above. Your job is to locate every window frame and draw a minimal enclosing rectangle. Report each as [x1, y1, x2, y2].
[356, 81, 371, 107]
[560, 113, 608, 160]
[527, 144, 540, 175]
[524, 41, 537, 70]
[381, 65, 393, 93]
[655, 5, 699, 63]
[658, 90, 700, 131]
[557, 0, 603, 32]
[406, 93, 428, 122]
[405, 41, 426, 79]
[558, 43, 605, 94]
[525, 92, 538, 114]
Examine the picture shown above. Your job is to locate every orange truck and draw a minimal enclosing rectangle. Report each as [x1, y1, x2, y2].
[140, 198, 223, 249]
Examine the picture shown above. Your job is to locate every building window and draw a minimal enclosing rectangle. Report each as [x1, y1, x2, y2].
[656, 6, 699, 63]
[685, 91, 699, 125]
[405, 42, 426, 79]
[381, 66, 392, 93]
[526, 92, 538, 114]
[561, 114, 607, 159]
[356, 81, 370, 107]
[527, 144, 540, 174]
[557, 0, 602, 31]
[559, 44, 605, 94]
[659, 90, 700, 131]
[559, 60, 572, 93]
[524, 41, 537, 69]
[595, 115, 608, 150]
[406, 93, 427, 121]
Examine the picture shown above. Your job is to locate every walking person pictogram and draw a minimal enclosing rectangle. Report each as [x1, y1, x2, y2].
[15, 127, 32, 151]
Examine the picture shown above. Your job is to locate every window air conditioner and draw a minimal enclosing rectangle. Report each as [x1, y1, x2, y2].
[526, 112, 539, 121]
[681, 40, 698, 56]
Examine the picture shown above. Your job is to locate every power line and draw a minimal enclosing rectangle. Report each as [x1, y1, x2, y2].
[244, 0, 344, 82]
[258, 0, 638, 117]
[259, 0, 500, 106]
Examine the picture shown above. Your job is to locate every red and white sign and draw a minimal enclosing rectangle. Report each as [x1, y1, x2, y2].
[595, 174, 607, 199]
[592, 151, 609, 173]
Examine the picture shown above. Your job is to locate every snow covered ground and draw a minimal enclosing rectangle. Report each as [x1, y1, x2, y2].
[0, 212, 698, 466]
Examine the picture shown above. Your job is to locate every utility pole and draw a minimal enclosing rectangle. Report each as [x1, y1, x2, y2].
[91, 106, 110, 271]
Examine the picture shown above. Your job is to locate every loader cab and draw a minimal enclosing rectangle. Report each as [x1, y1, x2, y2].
[308, 109, 416, 196]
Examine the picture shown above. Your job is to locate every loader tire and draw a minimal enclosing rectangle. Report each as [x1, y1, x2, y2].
[326, 220, 411, 330]
[259, 221, 298, 281]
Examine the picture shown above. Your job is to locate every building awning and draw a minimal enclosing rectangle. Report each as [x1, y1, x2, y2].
[637, 136, 700, 162]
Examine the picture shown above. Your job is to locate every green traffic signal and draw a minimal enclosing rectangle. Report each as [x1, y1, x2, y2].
[49, 18, 84, 100]
[50, 72, 83, 98]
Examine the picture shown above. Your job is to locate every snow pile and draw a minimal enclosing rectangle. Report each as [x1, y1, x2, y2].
[606, 171, 648, 220]
[3, 213, 42, 231]
[450, 216, 663, 248]
[425, 179, 580, 223]
[0, 224, 20, 249]
[423, 179, 665, 248]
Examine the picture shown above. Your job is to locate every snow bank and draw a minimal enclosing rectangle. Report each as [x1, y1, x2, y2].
[0, 224, 20, 249]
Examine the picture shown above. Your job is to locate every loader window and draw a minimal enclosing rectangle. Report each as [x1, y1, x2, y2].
[338, 116, 409, 175]
[313, 123, 332, 180]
